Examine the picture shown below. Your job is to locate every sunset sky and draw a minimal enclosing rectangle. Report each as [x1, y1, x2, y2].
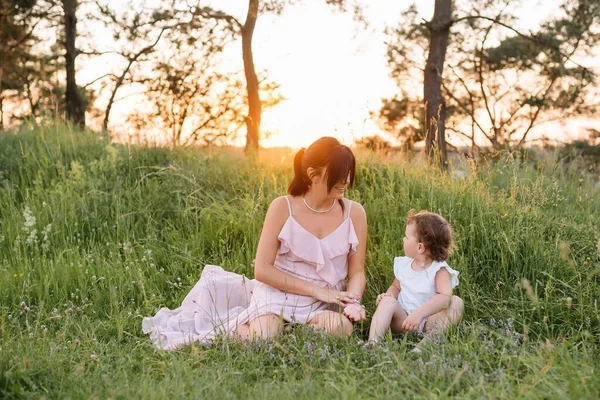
[78, 0, 598, 149]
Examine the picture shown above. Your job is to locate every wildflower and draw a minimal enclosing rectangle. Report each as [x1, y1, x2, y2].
[558, 241, 570, 262]
[25, 229, 38, 246]
[74, 338, 81, 345]
[22, 206, 36, 231]
[20, 301, 31, 312]
[90, 353, 99, 362]
[41, 223, 52, 252]
[521, 279, 538, 304]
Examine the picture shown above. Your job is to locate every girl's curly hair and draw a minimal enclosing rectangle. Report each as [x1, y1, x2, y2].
[406, 210, 455, 261]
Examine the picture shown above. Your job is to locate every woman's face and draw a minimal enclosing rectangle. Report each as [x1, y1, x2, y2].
[328, 171, 350, 200]
[308, 169, 350, 200]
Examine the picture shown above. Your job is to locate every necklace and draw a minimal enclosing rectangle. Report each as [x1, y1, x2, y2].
[302, 194, 336, 213]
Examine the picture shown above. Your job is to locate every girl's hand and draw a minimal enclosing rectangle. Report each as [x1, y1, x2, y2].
[343, 303, 366, 322]
[319, 289, 359, 307]
[401, 313, 424, 332]
[376, 293, 394, 306]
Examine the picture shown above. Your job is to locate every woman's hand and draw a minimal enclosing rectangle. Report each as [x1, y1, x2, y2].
[401, 312, 424, 332]
[318, 288, 359, 307]
[376, 293, 395, 306]
[343, 303, 366, 322]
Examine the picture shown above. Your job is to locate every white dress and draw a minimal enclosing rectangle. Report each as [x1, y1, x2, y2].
[142, 197, 358, 350]
[393, 256, 459, 314]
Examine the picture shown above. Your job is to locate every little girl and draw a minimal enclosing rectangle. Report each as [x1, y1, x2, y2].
[368, 210, 463, 344]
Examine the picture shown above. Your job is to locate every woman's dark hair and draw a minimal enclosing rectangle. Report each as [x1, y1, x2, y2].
[406, 210, 455, 261]
[287, 137, 356, 197]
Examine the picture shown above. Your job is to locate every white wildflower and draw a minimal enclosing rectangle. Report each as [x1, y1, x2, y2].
[22, 206, 36, 232]
[26, 229, 38, 246]
[41, 223, 52, 252]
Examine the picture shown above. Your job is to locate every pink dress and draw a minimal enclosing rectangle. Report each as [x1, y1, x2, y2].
[142, 197, 359, 350]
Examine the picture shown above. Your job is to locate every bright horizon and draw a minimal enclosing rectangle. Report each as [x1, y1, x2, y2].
[57, 1, 600, 148]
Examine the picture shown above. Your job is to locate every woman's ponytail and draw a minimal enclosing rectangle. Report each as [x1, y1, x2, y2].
[288, 148, 309, 195]
[287, 137, 356, 198]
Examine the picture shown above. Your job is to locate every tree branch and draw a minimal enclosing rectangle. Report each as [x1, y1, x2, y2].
[193, 7, 242, 30]
[516, 75, 558, 147]
[452, 14, 592, 73]
[83, 73, 118, 88]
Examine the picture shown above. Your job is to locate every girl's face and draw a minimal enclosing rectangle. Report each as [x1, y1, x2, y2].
[403, 222, 424, 259]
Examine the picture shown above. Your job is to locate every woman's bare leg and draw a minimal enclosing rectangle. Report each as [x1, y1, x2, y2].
[235, 314, 283, 341]
[308, 311, 353, 337]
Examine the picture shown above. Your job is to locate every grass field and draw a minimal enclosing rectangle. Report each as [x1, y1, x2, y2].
[1, 124, 599, 399]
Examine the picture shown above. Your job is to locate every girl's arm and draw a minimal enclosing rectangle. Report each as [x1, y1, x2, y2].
[253, 197, 357, 306]
[385, 279, 401, 298]
[375, 278, 401, 306]
[409, 268, 453, 321]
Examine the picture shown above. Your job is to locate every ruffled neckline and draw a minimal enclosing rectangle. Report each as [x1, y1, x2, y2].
[277, 214, 359, 287]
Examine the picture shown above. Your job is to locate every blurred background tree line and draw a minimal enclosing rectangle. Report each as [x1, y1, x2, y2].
[1, 0, 599, 165]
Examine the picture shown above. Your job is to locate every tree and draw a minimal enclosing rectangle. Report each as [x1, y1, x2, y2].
[62, 0, 85, 127]
[381, 0, 600, 162]
[194, 1, 364, 153]
[0, 0, 41, 129]
[423, 0, 451, 167]
[126, 18, 282, 147]
[89, 0, 187, 132]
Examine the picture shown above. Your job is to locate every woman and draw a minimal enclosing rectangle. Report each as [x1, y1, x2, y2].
[143, 137, 367, 349]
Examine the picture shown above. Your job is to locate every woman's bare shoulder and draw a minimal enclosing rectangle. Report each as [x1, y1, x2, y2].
[264, 196, 292, 222]
[348, 200, 366, 221]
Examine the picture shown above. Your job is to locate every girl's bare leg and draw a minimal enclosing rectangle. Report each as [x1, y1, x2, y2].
[423, 295, 464, 333]
[368, 297, 408, 342]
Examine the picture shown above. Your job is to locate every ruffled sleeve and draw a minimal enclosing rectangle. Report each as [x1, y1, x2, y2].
[431, 261, 459, 288]
[393, 256, 410, 281]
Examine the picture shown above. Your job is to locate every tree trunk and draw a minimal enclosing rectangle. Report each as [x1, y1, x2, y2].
[63, 0, 85, 128]
[424, 0, 451, 168]
[0, 95, 4, 131]
[242, 0, 261, 154]
[0, 66, 3, 131]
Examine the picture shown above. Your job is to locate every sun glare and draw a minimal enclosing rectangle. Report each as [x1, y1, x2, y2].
[71, 0, 597, 150]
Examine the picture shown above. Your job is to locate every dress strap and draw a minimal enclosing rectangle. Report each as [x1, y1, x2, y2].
[345, 199, 353, 219]
[284, 195, 294, 216]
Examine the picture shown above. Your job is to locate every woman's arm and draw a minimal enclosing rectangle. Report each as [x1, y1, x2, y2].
[346, 201, 367, 299]
[342, 202, 368, 321]
[253, 197, 357, 306]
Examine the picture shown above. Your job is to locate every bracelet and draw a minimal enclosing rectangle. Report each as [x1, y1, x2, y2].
[351, 298, 366, 309]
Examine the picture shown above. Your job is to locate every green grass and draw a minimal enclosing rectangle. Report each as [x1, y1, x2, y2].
[1, 124, 599, 399]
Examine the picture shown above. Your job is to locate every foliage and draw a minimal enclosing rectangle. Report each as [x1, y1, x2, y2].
[125, 19, 282, 147]
[1, 125, 599, 398]
[381, 0, 600, 152]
